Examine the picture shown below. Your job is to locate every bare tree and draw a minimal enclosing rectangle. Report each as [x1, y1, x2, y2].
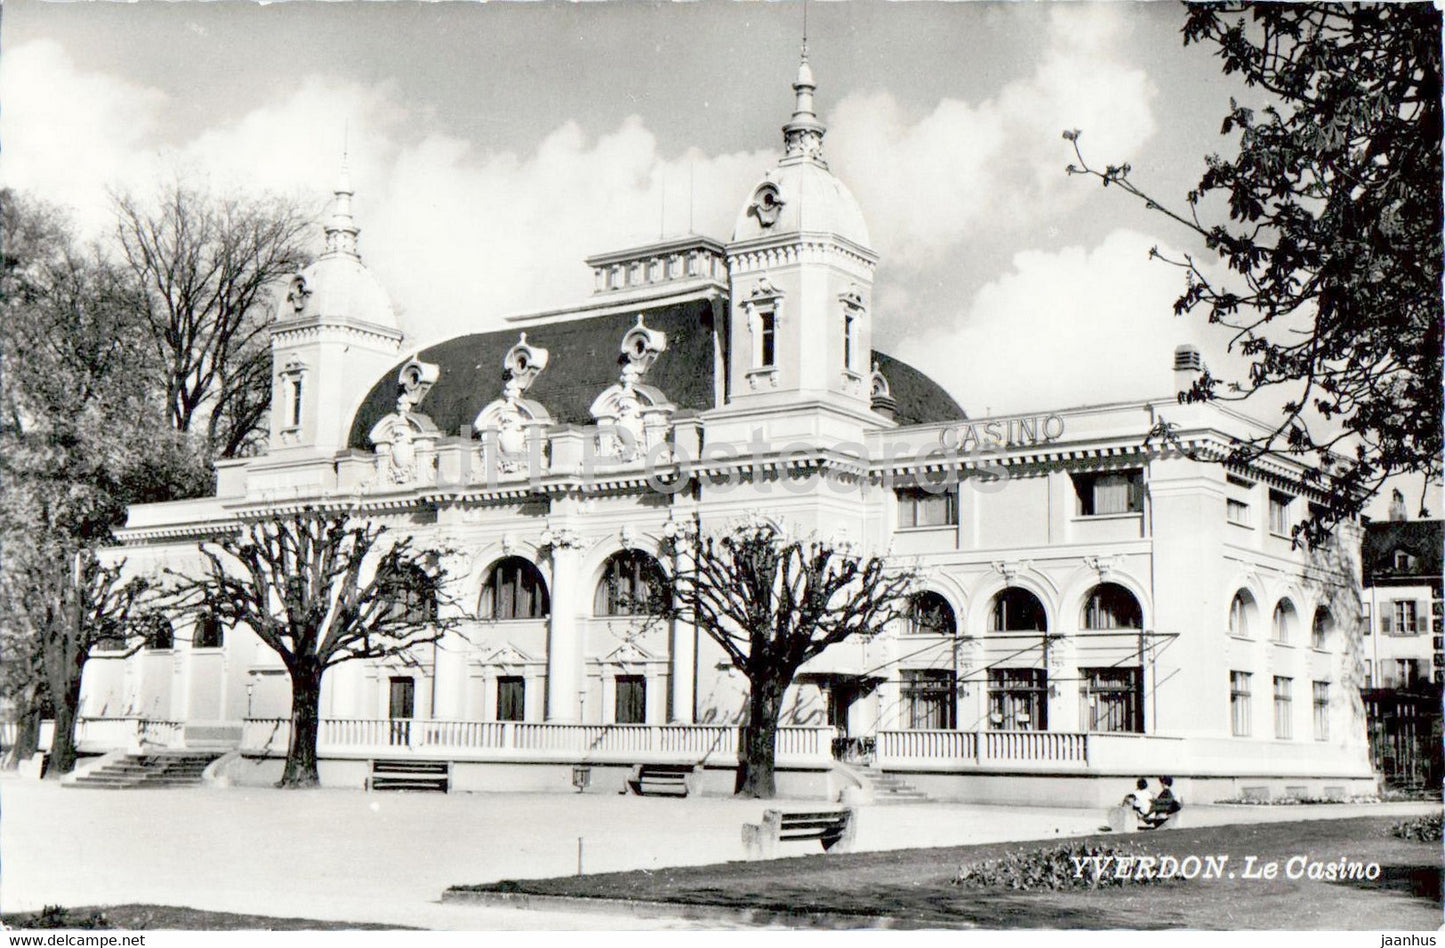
[175, 509, 464, 788]
[114, 183, 313, 458]
[668, 521, 917, 799]
[0, 546, 158, 778]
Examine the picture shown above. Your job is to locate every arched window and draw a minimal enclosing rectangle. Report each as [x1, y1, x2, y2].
[143, 616, 174, 651]
[594, 550, 668, 616]
[1229, 591, 1255, 638]
[193, 612, 225, 649]
[907, 592, 956, 636]
[385, 563, 439, 626]
[1081, 583, 1143, 631]
[1272, 600, 1297, 644]
[990, 588, 1047, 632]
[1311, 608, 1333, 650]
[481, 557, 549, 620]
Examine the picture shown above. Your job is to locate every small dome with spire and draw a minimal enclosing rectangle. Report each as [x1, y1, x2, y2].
[731, 47, 870, 248]
[282, 159, 400, 332]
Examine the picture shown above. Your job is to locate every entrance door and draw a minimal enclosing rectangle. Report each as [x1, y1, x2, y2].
[388, 677, 415, 746]
[828, 682, 859, 760]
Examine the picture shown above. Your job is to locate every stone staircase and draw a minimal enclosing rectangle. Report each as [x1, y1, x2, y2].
[855, 765, 930, 803]
[629, 763, 694, 797]
[367, 758, 450, 792]
[67, 752, 220, 789]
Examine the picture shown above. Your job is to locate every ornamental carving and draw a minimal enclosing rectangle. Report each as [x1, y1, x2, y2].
[747, 181, 786, 228]
[368, 358, 442, 488]
[282, 274, 311, 317]
[589, 315, 675, 463]
[473, 334, 553, 476]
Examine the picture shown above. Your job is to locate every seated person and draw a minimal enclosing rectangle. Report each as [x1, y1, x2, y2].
[1142, 776, 1182, 828]
[1124, 778, 1153, 819]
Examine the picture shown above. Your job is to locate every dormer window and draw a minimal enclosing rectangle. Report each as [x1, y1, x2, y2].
[1394, 549, 1418, 571]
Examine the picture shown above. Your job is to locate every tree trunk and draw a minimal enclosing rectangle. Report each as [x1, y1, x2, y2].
[736, 673, 787, 799]
[44, 674, 82, 779]
[280, 664, 323, 789]
[3, 703, 42, 770]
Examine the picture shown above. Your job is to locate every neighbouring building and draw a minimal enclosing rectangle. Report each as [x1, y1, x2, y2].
[1358, 497, 1442, 788]
[76, 52, 1376, 805]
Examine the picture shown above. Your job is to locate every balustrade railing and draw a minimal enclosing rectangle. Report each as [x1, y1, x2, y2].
[875, 729, 1090, 768]
[238, 717, 827, 763]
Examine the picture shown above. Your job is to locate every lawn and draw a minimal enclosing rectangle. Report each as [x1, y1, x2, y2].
[0, 905, 411, 931]
[450, 816, 1443, 929]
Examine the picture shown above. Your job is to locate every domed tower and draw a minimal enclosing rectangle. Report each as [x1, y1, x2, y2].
[267, 162, 405, 462]
[722, 48, 880, 424]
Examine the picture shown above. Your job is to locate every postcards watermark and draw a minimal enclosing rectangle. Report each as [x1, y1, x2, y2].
[1072, 853, 1382, 883]
[454, 412, 1070, 497]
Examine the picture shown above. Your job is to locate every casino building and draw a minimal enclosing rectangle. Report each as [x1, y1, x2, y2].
[79, 53, 1375, 804]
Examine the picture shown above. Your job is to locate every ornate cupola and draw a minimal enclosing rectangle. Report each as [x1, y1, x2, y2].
[265, 157, 404, 466]
[721, 47, 880, 425]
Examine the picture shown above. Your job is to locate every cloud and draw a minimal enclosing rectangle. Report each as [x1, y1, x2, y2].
[0, 40, 168, 233]
[890, 229, 1249, 416]
[825, 3, 1156, 267]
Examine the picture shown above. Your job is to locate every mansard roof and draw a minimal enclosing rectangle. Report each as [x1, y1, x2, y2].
[1363, 519, 1443, 586]
[346, 299, 964, 449]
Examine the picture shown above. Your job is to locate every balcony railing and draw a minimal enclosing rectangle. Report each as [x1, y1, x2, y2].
[239, 718, 833, 766]
[75, 716, 186, 753]
[876, 729, 1090, 769]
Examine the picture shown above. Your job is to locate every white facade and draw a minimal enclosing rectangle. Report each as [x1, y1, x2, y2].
[85, 54, 1374, 804]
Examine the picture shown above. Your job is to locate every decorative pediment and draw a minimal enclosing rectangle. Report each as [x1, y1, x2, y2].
[479, 644, 537, 668]
[590, 315, 675, 463]
[599, 641, 656, 666]
[474, 334, 553, 475]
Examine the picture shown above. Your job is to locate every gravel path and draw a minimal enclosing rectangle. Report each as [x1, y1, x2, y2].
[2, 775, 1434, 929]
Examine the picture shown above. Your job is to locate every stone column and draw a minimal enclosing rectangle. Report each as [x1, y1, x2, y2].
[545, 536, 585, 721]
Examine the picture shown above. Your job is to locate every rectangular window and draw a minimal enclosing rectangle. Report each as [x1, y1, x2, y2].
[901, 669, 956, 730]
[759, 311, 776, 368]
[1392, 600, 1420, 635]
[615, 675, 646, 725]
[289, 377, 303, 428]
[1312, 681, 1329, 741]
[1273, 676, 1292, 740]
[1073, 470, 1143, 516]
[1227, 498, 1252, 526]
[496, 676, 525, 722]
[1363, 659, 1373, 686]
[1268, 490, 1293, 535]
[1230, 671, 1252, 737]
[1362, 601, 1372, 635]
[896, 486, 958, 528]
[987, 668, 1047, 730]
[1079, 667, 1143, 733]
[843, 312, 854, 371]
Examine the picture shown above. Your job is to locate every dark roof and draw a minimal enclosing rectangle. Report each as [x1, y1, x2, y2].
[1363, 520, 1443, 586]
[348, 299, 965, 448]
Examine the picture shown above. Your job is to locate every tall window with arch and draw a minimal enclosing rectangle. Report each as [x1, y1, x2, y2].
[1081, 583, 1143, 631]
[1229, 591, 1255, 638]
[480, 557, 550, 620]
[990, 588, 1047, 633]
[594, 550, 669, 617]
[906, 591, 956, 636]
[1311, 608, 1333, 650]
[385, 563, 439, 626]
[1272, 600, 1297, 644]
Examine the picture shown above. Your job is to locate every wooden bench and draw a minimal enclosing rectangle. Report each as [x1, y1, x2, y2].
[742, 807, 857, 859]
[1105, 799, 1184, 833]
[629, 763, 694, 797]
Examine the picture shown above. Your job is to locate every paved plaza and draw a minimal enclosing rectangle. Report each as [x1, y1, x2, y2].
[2, 776, 1437, 929]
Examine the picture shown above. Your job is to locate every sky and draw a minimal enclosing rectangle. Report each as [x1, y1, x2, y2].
[2, 0, 1436, 517]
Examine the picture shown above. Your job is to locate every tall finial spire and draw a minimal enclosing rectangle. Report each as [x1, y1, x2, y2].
[781, 37, 826, 166]
[324, 138, 361, 259]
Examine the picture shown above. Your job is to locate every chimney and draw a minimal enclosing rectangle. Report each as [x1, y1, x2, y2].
[1173, 345, 1203, 401]
[1388, 488, 1408, 522]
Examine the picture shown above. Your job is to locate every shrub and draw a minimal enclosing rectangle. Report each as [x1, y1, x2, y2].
[954, 842, 1169, 891]
[1390, 812, 1443, 842]
[13, 906, 110, 929]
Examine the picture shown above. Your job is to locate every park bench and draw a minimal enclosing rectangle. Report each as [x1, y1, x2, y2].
[742, 807, 857, 859]
[1105, 797, 1184, 833]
